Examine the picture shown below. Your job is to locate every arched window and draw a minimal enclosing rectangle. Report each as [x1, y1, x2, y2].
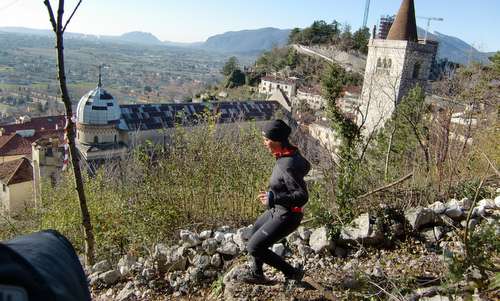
[387, 59, 392, 68]
[94, 136, 98, 144]
[377, 58, 382, 67]
[114, 135, 117, 143]
[412, 62, 421, 79]
[383, 58, 387, 68]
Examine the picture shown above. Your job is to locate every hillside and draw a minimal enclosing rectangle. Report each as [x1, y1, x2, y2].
[118, 31, 163, 45]
[0, 26, 494, 65]
[416, 28, 491, 65]
[201, 27, 291, 54]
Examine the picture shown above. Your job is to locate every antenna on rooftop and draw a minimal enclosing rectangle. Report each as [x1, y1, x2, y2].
[97, 64, 110, 88]
[417, 16, 444, 43]
[98, 64, 102, 87]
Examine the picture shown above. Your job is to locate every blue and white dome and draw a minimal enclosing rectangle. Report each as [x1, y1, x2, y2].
[76, 86, 121, 125]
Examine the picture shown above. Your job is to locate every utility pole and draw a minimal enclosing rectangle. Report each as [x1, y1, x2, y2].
[417, 16, 444, 43]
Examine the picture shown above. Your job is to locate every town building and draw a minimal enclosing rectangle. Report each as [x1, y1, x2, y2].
[359, 0, 438, 135]
[31, 135, 65, 204]
[296, 86, 325, 111]
[258, 76, 297, 99]
[0, 134, 32, 163]
[72, 80, 282, 164]
[0, 157, 33, 216]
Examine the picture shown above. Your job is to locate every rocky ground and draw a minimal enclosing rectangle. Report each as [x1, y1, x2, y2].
[88, 195, 500, 300]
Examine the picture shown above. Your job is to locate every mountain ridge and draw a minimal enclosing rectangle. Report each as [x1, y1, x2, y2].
[0, 26, 493, 65]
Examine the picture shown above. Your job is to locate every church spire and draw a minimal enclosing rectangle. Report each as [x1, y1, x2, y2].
[387, 0, 418, 42]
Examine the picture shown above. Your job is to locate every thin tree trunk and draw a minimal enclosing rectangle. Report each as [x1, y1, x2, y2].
[44, 0, 94, 266]
[384, 125, 397, 181]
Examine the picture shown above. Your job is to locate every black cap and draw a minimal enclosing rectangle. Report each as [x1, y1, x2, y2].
[262, 119, 291, 142]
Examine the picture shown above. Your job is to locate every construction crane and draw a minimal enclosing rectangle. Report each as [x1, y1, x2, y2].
[362, 0, 371, 28]
[417, 16, 444, 43]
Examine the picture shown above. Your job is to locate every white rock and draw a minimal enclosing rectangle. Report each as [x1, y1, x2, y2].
[405, 207, 439, 230]
[340, 213, 383, 244]
[214, 231, 225, 242]
[309, 226, 334, 253]
[224, 233, 234, 242]
[297, 244, 314, 257]
[100, 269, 121, 286]
[193, 254, 211, 270]
[217, 241, 239, 256]
[478, 199, 495, 209]
[237, 225, 254, 240]
[458, 198, 473, 210]
[460, 218, 478, 229]
[272, 243, 286, 257]
[199, 230, 212, 240]
[428, 201, 446, 214]
[202, 238, 219, 255]
[92, 260, 111, 274]
[179, 230, 201, 247]
[210, 253, 222, 267]
[297, 226, 312, 241]
[118, 255, 137, 276]
[116, 282, 135, 301]
[445, 200, 464, 219]
[495, 195, 500, 208]
[218, 225, 232, 233]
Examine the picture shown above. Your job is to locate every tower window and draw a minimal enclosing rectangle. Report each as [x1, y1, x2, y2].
[377, 58, 382, 67]
[412, 62, 421, 79]
[94, 136, 98, 144]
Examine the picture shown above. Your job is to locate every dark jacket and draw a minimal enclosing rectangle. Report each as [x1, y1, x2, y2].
[268, 150, 311, 209]
[0, 230, 91, 301]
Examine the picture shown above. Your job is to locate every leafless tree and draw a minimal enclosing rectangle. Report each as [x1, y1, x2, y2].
[43, 0, 95, 265]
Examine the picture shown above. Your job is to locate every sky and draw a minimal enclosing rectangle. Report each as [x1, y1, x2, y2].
[0, 0, 498, 52]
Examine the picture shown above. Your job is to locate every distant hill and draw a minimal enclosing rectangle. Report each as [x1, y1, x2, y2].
[416, 27, 491, 65]
[201, 27, 291, 54]
[118, 31, 163, 45]
[0, 26, 493, 65]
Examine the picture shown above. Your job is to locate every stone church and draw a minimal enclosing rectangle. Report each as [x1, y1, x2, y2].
[359, 0, 438, 134]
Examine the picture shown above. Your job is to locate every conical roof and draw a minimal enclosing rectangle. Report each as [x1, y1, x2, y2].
[387, 0, 418, 42]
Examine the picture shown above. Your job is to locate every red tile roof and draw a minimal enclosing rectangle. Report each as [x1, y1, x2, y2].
[298, 85, 322, 95]
[0, 134, 32, 156]
[0, 157, 33, 185]
[0, 115, 66, 136]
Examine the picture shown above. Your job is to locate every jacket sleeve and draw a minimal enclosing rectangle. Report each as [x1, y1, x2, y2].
[271, 166, 308, 208]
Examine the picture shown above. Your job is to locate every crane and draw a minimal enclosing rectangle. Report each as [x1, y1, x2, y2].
[417, 16, 444, 43]
[363, 0, 371, 28]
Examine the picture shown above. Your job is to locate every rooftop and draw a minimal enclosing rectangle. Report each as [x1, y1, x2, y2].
[0, 115, 66, 137]
[119, 101, 281, 131]
[261, 76, 297, 85]
[0, 157, 33, 185]
[386, 0, 418, 42]
[0, 134, 32, 157]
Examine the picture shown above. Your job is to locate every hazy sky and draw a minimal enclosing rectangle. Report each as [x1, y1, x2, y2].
[1, 0, 498, 52]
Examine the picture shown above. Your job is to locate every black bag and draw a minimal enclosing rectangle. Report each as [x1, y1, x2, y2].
[0, 229, 91, 301]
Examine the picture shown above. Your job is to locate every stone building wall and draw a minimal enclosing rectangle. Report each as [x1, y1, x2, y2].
[359, 39, 437, 134]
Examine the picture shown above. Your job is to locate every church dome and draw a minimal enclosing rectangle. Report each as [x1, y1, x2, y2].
[76, 86, 121, 125]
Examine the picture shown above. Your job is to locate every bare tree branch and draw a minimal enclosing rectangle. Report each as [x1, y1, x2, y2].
[43, 0, 57, 31]
[62, 0, 82, 33]
[356, 172, 413, 199]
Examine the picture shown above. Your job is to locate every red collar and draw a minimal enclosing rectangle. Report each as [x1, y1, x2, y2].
[272, 146, 297, 158]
